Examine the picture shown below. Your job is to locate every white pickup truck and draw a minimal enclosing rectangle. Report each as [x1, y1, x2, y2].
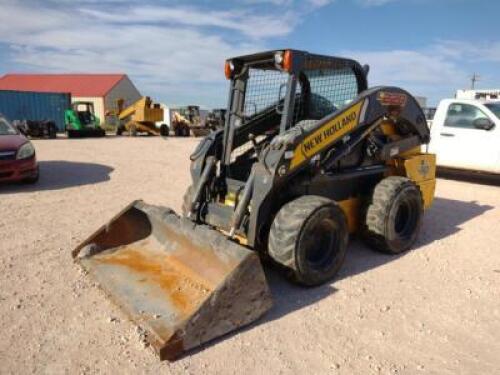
[427, 98, 500, 174]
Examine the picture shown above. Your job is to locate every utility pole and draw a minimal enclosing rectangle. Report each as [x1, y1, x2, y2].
[470, 73, 480, 90]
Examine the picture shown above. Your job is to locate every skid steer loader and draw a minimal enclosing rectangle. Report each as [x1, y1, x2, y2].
[65, 102, 105, 138]
[73, 49, 436, 360]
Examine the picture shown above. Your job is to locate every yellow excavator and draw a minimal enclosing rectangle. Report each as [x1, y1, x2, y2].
[73, 49, 436, 361]
[115, 97, 168, 136]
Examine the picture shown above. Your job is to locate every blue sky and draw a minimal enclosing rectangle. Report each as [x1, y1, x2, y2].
[0, 0, 497, 107]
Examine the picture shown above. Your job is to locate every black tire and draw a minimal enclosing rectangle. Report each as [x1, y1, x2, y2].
[181, 185, 194, 217]
[48, 124, 57, 139]
[116, 125, 124, 136]
[67, 130, 77, 138]
[268, 195, 349, 286]
[363, 176, 423, 254]
[174, 127, 182, 137]
[160, 124, 169, 137]
[183, 127, 191, 137]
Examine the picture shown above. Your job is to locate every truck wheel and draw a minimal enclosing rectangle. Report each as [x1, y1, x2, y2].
[116, 125, 124, 136]
[363, 176, 423, 254]
[160, 124, 169, 137]
[268, 196, 349, 286]
[181, 185, 194, 217]
[183, 127, 191, 137]
[48, 124, 57, 139]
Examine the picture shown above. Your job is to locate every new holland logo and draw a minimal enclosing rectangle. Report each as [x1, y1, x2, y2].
[290, 100, 364, 169]
[301, 111, 358, 155]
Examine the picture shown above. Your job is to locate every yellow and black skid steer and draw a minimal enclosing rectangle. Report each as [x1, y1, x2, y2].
[73, 49, 436, 360]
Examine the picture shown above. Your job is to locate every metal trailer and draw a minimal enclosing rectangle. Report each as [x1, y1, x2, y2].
[0, 90, 70, 132]
[115, 97, 166, 136]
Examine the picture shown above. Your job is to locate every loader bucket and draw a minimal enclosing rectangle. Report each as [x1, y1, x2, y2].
[72, 201, 272, 360]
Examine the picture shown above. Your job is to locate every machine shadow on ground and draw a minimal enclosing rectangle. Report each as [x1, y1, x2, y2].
[266, 197, 492, 320]
[0, 160, 113, 193]
[186, 197, 492, 358]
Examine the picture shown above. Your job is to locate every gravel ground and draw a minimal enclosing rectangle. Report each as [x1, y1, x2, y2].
[1, 136, 499, 375]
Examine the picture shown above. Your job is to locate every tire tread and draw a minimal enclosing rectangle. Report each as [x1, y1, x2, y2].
[363, 176, 423, 254]
[268, 195, 343, 284]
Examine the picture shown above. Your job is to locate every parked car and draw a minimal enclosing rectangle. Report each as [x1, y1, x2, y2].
[0, 116, 39, 184]
[427, 98, 500, 174]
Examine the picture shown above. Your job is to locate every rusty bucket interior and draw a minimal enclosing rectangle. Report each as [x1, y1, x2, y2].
[72, 201, 272, 360]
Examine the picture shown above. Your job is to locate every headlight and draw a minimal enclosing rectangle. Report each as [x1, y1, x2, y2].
[16, 142, 35, 159]
[274, 50, 292, 71]
[225, 60, 234, 79]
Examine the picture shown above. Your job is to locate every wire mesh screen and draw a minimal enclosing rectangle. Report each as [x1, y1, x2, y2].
[307, 68, 358, 116]
[293, 63, 359, 127]
[243, 69, 289, 118]
[230, 68, 289, 162]
[231, 60, 360, 161]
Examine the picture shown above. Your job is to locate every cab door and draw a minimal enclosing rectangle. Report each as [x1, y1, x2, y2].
[432, 102, 499, 173]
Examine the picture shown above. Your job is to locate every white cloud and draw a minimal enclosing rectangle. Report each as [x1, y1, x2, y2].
[358, 0, 397, 5]
[241, 0, 294, 5]
[347, 49, 464, 85]
[343, 41, 500, 102]
[78, 6, 297, 39]
[242, 0, 333, 7]
[307, 0, 335, 7]
[0, 0, 496, 108]
[433, 40, 500, 63]
[0, 1, 279, 107]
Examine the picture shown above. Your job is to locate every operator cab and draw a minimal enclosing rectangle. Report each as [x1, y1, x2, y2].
[73, 102, 96, 126]
[222, 49, 369, 181]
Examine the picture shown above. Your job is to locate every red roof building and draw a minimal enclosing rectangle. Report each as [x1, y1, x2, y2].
[0, 74, 142, 124]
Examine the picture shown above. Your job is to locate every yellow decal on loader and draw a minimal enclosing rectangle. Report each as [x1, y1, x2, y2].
[290, 100, 364, 169]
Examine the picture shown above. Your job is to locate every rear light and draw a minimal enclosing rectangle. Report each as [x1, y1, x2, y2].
[283, 50, 292, 71]
[225, 61, 234, 79]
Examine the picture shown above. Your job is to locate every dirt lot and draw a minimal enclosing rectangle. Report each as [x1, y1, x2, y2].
[1, 136, 499, 375]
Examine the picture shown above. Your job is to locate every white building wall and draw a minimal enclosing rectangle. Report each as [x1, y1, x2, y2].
[72, 96, 105, 125]
[104, 76, 142, 125]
